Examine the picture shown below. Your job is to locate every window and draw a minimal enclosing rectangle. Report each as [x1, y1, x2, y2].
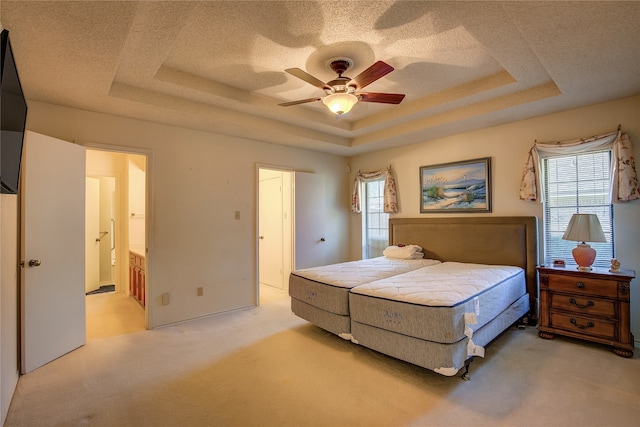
[543, 151, 614, 267]
[362, 179, 389, 258]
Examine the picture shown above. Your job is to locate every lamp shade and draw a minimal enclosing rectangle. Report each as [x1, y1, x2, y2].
[322, 93, 358, 115]
[562, 214, 607, 271]
[561, 214, 607, 243]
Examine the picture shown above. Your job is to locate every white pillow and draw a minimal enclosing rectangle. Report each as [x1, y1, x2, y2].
[383, 245, 424, 259]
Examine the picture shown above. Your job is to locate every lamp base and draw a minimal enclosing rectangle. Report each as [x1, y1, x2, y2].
[572, 242, 597, 271]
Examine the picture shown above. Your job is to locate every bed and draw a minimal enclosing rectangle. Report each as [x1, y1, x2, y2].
[289, 256, 441, 338]
[289, 216, 538, 378]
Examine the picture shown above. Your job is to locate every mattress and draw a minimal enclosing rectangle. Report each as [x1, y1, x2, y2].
[349, 262, 526, 344]
[289, 257, 441, 315]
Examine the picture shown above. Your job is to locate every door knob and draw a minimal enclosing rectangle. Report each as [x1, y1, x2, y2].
[320, 238, 325, 242]
[28, 259, 42, 267]
[259, 236, 264, 240]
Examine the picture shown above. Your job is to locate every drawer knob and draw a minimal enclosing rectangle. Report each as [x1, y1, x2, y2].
[576, 281, 585, 288]
[570, 318, 595, 329]
[569, 298, 595, 309]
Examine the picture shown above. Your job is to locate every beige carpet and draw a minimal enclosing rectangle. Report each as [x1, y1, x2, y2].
[86, 291, 146, 340]
[5, 286, 639, 426]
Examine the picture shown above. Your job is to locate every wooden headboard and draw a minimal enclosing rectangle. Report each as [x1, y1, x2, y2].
[389, 216, 539, 322]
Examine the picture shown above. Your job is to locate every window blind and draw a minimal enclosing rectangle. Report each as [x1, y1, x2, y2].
[543, 151, 614, 267]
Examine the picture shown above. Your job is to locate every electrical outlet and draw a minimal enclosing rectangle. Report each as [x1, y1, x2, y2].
[197, 287, 204, 296]
[235, 211, 240, 220]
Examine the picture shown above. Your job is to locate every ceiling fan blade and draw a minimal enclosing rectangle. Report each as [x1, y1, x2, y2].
[351, 61, 394, 89]
[358, 92, 405, 104]
[278, 97, 322, 107]
[285, 68, 328, 90]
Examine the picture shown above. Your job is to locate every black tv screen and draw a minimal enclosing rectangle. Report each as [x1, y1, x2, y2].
[1, 29, 28, 194]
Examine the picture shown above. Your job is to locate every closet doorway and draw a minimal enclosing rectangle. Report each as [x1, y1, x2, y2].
[258, 168, 293, 303]
[85, 149, 147, 339]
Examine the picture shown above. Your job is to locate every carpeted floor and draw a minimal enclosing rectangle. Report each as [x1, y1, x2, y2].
[85, 291, 146, 340]
[5, 285, 639, 426]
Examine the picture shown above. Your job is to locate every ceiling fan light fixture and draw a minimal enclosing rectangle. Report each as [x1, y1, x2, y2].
[281, 60, 403, 113]
[323, 93, 358, 115]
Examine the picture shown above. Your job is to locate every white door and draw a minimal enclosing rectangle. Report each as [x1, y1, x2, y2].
[20, 131, 86, 373]
[294, 172, 326, 269]
[259, 173, 284, 288]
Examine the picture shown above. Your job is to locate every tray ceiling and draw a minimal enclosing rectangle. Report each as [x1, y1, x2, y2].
[2, 1, 639, 155]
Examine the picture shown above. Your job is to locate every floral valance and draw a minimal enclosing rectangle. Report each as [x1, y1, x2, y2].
[351, 166, 398, 213]
[519, 130, 639, 203]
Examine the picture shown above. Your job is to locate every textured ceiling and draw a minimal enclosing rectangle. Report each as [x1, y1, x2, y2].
[1, 1, 639, 156]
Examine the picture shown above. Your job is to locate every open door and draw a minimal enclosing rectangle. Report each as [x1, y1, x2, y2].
[293, 172, 326, 269]
[259, 170, 284, 288]
[20, 131, 86, 373]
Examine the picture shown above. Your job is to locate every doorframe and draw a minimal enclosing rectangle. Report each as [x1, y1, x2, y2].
[255, 163, 294, 306]
[82, 141, 153, 329]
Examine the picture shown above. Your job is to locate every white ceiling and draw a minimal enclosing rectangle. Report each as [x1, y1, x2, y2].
[2, 1, 639, 156]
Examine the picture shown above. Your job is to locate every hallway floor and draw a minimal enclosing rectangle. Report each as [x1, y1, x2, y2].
[86, 291, 146, 340]
[85, 284, 288, 340]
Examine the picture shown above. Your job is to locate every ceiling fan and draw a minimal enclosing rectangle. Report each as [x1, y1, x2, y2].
[279, 59, 405, 116]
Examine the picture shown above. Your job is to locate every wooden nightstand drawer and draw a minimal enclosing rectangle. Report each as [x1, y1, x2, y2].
[537, 265, 635, 357]
[549, 312, 616, 340]
[547, 275, 617, 298]
[549, 294, 616, 317]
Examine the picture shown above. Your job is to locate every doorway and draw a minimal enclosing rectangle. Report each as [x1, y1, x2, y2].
[258, 167, 293, 303]
[85, 149, 147, 339]
[85, 176, 115, 293]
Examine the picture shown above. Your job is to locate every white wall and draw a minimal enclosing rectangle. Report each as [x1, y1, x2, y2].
[25, 101, 351, 327]
[128, 157, 146, 248]
[1, 194, 19, 425]
[98, 176, 116, 284]
[85, 177, 100, 292]
[348, 94, 640, 342]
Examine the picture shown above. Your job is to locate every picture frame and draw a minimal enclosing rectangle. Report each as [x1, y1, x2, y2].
[420, 157, 491, 213]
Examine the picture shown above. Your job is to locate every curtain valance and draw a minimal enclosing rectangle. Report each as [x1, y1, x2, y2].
[351, 166, 398, 213]
[519, 130, 639, 203]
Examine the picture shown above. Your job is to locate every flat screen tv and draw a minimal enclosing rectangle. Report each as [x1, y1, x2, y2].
[1, 29, 28, 194]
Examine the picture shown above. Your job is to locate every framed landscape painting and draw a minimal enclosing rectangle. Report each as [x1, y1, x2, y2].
[420, 157, 491, 213]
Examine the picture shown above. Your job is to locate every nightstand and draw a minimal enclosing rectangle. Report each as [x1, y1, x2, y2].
[537, 265, 635, 357]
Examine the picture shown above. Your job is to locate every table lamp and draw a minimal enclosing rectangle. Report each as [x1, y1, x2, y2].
[562, 213, 607, 271]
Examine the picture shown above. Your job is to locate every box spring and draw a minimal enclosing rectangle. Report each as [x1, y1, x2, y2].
[290, 297, 351, 337]
[350, 293, 530, 375]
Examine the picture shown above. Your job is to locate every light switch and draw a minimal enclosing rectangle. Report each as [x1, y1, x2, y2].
[235, 211, 240, 220]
